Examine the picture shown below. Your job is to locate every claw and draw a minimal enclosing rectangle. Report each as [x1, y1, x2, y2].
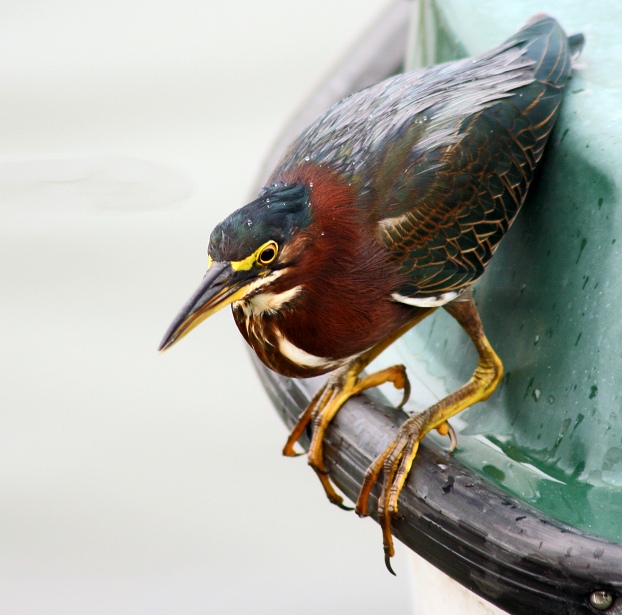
[384, 552, 396, 576]
[447, 422, 458, 452]
[396, 367, 411, 409]
[435, 421, 458, 452]
[314, 466, 351, 509]
[284, 449, 305, 458]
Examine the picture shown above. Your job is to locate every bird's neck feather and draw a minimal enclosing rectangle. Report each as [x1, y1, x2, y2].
[267, 163, 412, 360]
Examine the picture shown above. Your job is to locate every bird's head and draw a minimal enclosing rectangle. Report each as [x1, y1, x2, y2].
[159, 183, 311, 352]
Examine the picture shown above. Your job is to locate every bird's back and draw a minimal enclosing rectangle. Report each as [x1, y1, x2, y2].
[273, 15, 583, 304]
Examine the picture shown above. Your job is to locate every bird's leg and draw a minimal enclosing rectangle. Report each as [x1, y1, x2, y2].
[355, 292, 503, 573]
[283, 309, 433, 509]
[282, 383, 330, 458]
[283, 369, 356, 508]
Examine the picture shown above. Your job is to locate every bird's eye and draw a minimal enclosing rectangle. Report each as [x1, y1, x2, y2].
[258, 241, 278, 265]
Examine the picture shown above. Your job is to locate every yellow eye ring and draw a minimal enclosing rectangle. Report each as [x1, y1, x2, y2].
[258, 240, 278, 266]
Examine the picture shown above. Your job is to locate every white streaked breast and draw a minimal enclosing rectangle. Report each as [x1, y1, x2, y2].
[242, 285, 302, 317]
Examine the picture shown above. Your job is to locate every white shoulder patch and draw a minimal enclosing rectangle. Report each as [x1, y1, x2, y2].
[392, 290, 461, 308]
[276, 332, 334, 369]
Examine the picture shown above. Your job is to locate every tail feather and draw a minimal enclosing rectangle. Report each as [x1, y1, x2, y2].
[502, 15, 583, 88]
[568, 32, 585, 63]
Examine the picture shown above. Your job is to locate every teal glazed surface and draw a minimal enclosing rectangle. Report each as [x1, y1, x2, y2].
[377, 0, 622, 541]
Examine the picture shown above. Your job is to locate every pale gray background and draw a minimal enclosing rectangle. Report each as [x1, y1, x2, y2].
[0, 1, 415, 613]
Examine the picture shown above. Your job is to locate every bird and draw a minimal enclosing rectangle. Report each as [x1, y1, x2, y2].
[159, 15, 583, 573]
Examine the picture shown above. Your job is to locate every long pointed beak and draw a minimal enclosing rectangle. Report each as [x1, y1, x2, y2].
[158, 261, 250, 352]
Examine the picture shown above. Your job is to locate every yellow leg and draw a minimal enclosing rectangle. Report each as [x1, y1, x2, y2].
[283, 307, 433, 510]
[283, 383, 328, 458]
[283, 380, 351, 508]
[356, 292, 503, 572]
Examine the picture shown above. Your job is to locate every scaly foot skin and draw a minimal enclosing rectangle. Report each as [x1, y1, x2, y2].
[357, 306, 503, 572]
[359, 410, 435, 574]
[283, 363, 412, 511]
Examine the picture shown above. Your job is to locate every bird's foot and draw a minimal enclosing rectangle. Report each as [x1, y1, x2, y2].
[355, 299, 503, 572]
[355, 409, 442, 574]
[283, 363, 411, 510]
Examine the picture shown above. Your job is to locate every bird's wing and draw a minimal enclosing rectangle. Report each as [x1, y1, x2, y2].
[375, 17, 573, 303]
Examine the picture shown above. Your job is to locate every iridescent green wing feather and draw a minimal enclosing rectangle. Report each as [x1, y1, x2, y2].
[375, 17, 575, 302]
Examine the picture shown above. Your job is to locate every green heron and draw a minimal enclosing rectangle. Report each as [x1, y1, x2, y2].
[160, 15, 583, 572]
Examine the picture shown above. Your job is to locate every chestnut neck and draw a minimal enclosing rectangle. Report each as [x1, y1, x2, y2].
[264, 163, 415, 360]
